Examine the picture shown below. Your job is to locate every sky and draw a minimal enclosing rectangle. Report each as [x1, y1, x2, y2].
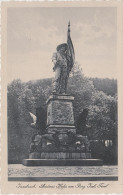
[7, 7, 117, 83]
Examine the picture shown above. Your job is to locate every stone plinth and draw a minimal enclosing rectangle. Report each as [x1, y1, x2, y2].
[46, 94, 76, 134]
[22, 159, 103, 166]
[29, 152, 91, 159]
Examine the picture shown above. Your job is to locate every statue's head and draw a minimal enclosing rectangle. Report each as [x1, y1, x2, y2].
[57, 43, 68, 52]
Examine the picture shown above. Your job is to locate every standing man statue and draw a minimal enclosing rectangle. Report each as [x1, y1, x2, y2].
[52, 22, 75, 94]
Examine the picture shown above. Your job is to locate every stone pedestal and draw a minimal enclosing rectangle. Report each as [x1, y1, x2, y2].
[22, 94, 103, 166]
[46, 94, 76, 134]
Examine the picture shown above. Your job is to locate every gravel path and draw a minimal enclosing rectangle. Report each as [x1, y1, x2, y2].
[8, 164, 118, 177]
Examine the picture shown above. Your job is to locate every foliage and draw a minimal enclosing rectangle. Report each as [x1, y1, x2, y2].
[68, 64, 95, 123]
[86, 91, 117, 141]
[7, 65, 118, 164]
[7, 79, 51, 162]
[89, 77, 117, 97]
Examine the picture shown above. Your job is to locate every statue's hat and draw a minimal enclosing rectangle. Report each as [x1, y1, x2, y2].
[57, 43, 68, 51]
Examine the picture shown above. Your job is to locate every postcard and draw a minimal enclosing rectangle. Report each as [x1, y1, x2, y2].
[1, 1, 123, 194]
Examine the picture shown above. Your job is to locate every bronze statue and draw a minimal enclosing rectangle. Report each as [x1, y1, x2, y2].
[52, 22, 75, 94]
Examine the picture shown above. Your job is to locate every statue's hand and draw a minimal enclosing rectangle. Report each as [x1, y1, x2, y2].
[53, 62, 60, 71]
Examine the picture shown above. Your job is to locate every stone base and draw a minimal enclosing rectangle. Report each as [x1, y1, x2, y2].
[22, 159, 103, 166]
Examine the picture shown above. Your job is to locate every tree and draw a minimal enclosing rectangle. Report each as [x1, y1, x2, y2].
[7, 65, 118, 164]
[90, 77, 117, 96]
[86, 90, 117, 141]
[68, 63, 95, 124]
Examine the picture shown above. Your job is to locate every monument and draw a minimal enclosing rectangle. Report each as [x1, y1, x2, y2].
[22, 22, 103, 166]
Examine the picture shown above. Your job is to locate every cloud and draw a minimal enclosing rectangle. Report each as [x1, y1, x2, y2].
[7, 50, 55, 83]
[8, 18, 65, 54]
[7, 7, 117, 82]
[72, 11, 116, 74]
[73, 14, 115, 45]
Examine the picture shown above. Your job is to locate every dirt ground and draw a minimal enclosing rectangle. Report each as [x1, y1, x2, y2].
[8, 164, 118, 177]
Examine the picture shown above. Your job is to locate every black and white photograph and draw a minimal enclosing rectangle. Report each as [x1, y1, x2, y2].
[1, 1, 123, 194]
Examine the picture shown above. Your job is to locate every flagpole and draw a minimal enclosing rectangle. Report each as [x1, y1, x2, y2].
[68, 21, 70, 34]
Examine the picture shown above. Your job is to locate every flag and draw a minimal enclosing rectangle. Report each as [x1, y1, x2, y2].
[67, 21, 75, 73]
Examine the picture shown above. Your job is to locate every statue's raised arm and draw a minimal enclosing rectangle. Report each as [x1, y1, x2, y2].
[52, 22, 75, 94]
